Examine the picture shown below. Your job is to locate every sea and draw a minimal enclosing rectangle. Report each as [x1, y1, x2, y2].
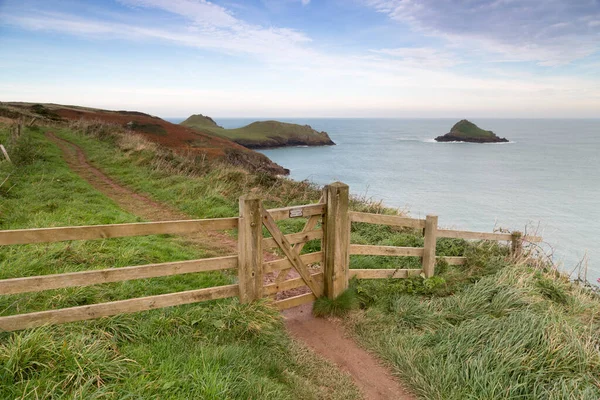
[168, 118, 600, 282]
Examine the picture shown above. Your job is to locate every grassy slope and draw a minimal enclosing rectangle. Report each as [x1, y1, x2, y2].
[3, 120, 599, 399]
[449, 120, 496, 139]
[181, 115, 333, 148]
[0, 125, 359, 399]
[348, 222, 600, 399]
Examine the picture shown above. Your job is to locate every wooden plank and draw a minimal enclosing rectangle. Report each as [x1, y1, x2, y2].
[0, 218, 239, 246]
[0, 284, 239, 332]
[0, 144, 11, 163]
[274, 208, 323, 284]
[261, 205, 323, 297]
[323, 182, 350, 299]
[349, 244, 424, 257]
[264, 272, 323, 296]
[266, 203, 325, 221]
[349, 211, 425, 229]
[263, 229, 323, 250]
[437, 229, 512, 241]
[238, 194, 263, 303]
[350, 269, 421, 279]
[274, 292, 316, 310]
[524, 235, 543, 243]
[422, 215, 438, 278]
[436, 256, 466, 265]
[0, 256, 237, 295]
[263, 251, 323, 274]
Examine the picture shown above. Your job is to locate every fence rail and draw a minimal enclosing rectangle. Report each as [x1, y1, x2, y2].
[0, 182, 542, 331]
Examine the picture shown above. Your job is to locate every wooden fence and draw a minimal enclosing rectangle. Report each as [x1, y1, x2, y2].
[0, 182, 542, 332]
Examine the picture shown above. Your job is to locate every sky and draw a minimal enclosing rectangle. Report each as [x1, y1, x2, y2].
[0, 0, 599, 118]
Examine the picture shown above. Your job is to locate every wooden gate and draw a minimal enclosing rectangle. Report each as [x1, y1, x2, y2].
[237, 183, 350, 310]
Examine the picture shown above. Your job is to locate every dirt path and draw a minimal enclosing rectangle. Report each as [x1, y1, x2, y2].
[285, 303, 415, 400]
[46, 132, 238, 255]
[48, 132, 415, 400]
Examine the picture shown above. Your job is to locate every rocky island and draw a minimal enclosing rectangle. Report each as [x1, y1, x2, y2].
[435, 120, 509, 143]
[181, 114, 335, 149]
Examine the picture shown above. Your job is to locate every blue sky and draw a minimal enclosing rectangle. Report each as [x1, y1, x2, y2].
[0, 0, 599, 117]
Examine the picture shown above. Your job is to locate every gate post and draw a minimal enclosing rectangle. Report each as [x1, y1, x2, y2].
[422, 215, 438, 278]
[323, 182, 350, 299]
[238, 194, 263, 303]
[511, 231, 523, 258]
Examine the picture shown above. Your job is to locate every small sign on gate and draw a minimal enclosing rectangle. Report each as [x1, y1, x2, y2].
[289, 208, 304, 218]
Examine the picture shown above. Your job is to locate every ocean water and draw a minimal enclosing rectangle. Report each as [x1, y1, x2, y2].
[170, 117, 600, 280]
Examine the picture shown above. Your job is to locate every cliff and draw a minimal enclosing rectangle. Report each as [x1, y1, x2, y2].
[180, 116, 335, 149]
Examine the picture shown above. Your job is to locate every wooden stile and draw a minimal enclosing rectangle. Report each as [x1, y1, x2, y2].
[0, 256, 237, 295]
[422, 215, 438, 278]
[0, 218, 238, 246]
[238, 194, 264, 303]
[0, 284, 239, 332]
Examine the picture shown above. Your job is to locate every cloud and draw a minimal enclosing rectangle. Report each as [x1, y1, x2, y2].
[365, 0, 600, 65]
[370, 47, 462, 68]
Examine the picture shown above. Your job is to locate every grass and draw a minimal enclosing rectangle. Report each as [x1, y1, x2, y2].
[3, 119, 599, 399]
[313, 285, 359, 318]
[345, 232, 600, 399]
[0, 125, 361, 399]
[449, 119, 496, 139]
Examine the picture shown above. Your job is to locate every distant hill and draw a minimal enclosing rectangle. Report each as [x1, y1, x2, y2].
[180, 114, 335, 149]
[435, 120, 509, 143]
[0, 102, 288, 175]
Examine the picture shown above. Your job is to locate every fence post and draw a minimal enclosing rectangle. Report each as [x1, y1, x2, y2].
[238, 194, 263, 303]
[422, 215, 438, 278]
[323, 182, 350, 299]
[511, 231, 523, 258]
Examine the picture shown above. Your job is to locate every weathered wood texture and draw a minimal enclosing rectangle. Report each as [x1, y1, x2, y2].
[274, 292, 316, 310]
[350, 269, 421, 279]
[0, 218, 238, 246]
[437, 229, 512, 241]
[0, 284, 239, 332]
[349, 244, 424, 257]
[274, 197, 323, 284]
[349, 211, 425, 229]
[0, 144, 11, 163]
[323, 182, 350, 299]
[263, 229, 323, 250]
[422, 215, 438, 278]
[266, 203, 325, 221]
[263, 251, 323, 274]
[511, 231, 523, 257]
[264, 272, 323, 296]
[0, 256, 237, 295]
[238, 195, 263, 303]
[261, 205, 323, 297]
